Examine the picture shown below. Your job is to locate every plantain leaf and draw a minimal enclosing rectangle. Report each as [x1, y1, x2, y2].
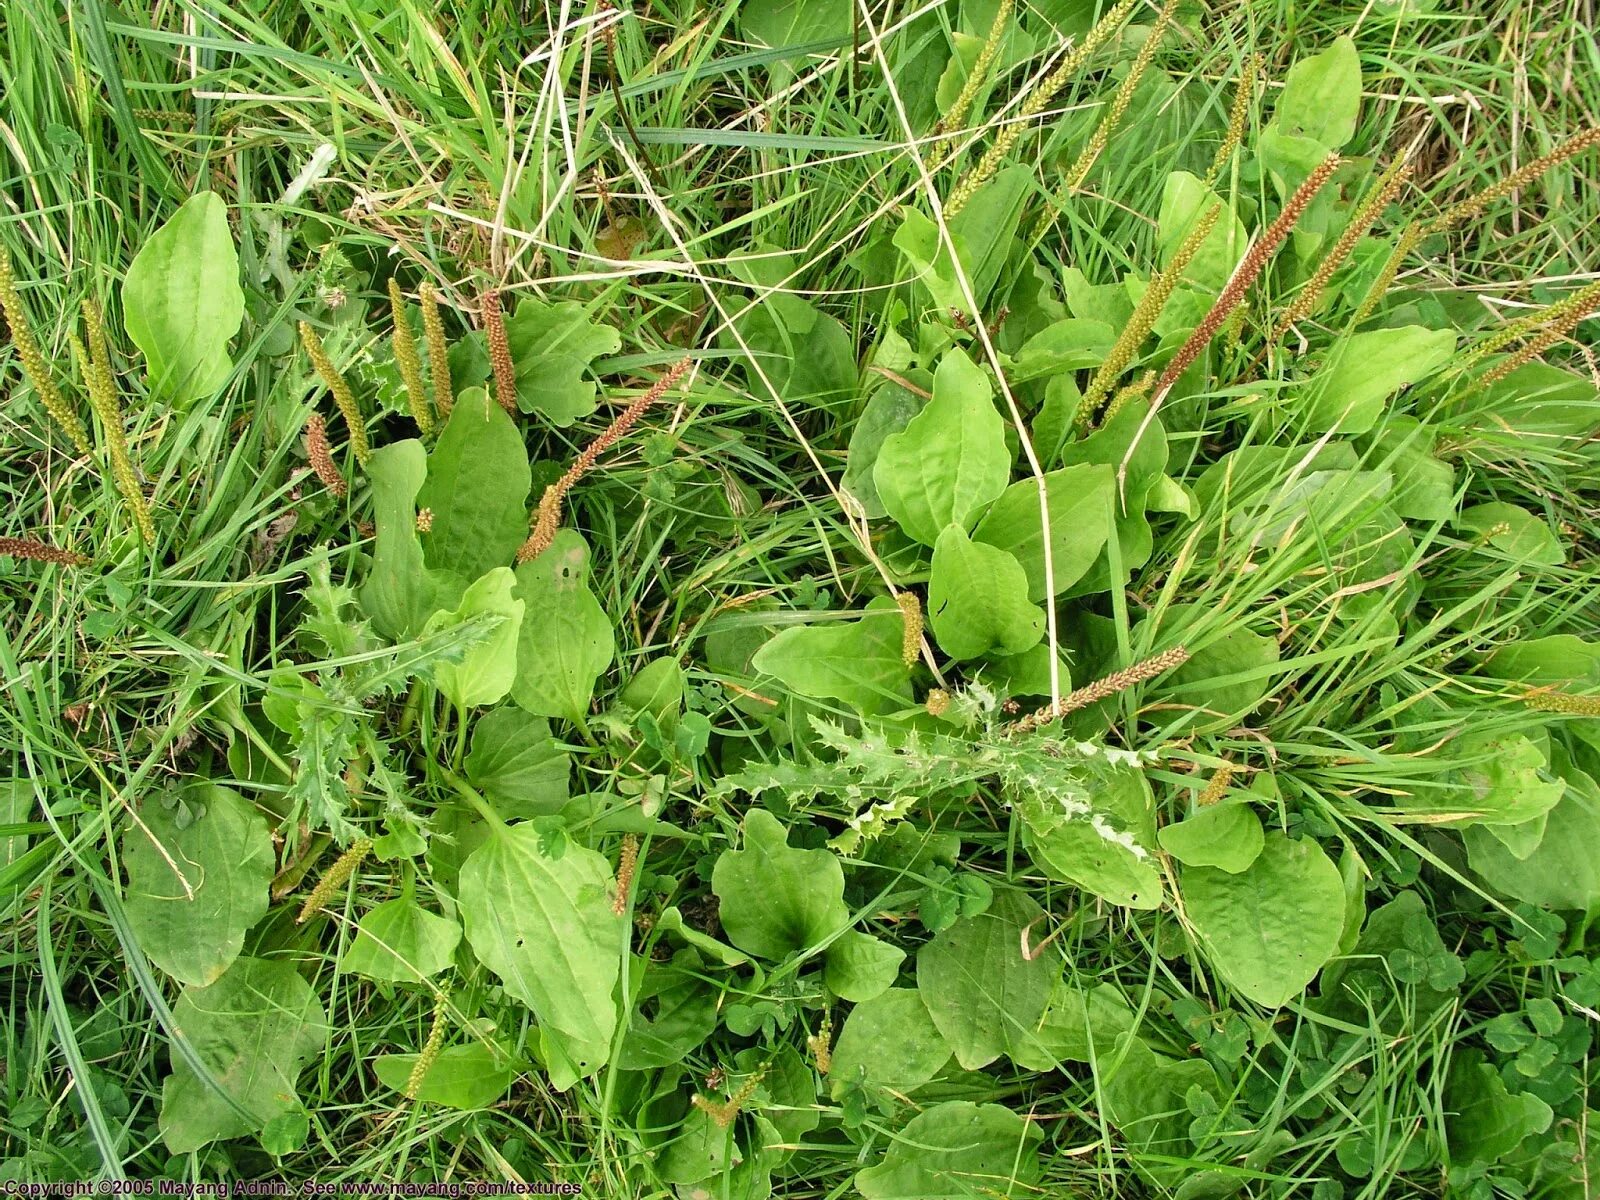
[927, 525, 1043, 661]
[158, 958, 329, 1154]
[358, 440, 462, 640]
[417, 387, 531, 579]
[503, 297, 622, 425]
[122, 192, 244, 404]
[875, 348, 1010, 546]
[341, 898, 461, 983]
[1272, 35, 1362, 148]
[828, 987, 950, 1100]
[122, 784, 273, 987]
[424, 567, 524, 710]
[916, 889, 1057, 1070]
[458, 822, 624, 1083]
[972, 464, 1115, 599]
[712, 808, 848, 960]
[855, 1101, 1042, 1198]
[510, 531, 614, 725]
[1302, 326, 1456, 434]
[1181, 832, 1344, 1007]
[373, 1045, 516, 1110]
[823, 930, 905, 1002]
[465, 706, 569, 817]
[750, 597, 912, 716]
[1158, 801, 1265, 874]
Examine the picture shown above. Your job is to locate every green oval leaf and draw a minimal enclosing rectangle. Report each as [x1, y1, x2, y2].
[123, 192, 244, 404]
[502, 298, 622, 425]
[749, 598, 911, 715]
[158, 958, 329, 1154]
[373, 1045, 516, 1110]
[828, 986, 951, 1099]
[425, 567, 524, 710]
[1181, 832, 1344, 1007]
[712, 808, 848, 960]
[916, 890, 1057, 1070]
[927, 525, 1043, 661]
[874, 348, 1009, 546]
[855, 1101, 1042, 1199]
[122, 784, 273, 987]
[417, 387, 532, 579]
[341, 898, 462, 983]
[972, 464, 1115, 600]
[458, 822, 624, 1080]
[1157, 802, 1265, 874]
[510, 531, 615, 725]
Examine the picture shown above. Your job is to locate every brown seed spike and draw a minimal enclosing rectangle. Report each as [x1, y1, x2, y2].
[304, 412, 347, 498]
[482, 288, 518, 415]
[1005, 646, 1191, 735]
[517, 356, 692, 564]
[1152, 154, 1341, 402]
[0, 536, 90, 567]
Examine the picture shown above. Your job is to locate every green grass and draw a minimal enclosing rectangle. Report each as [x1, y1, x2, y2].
[3, 0, 1599, 1195]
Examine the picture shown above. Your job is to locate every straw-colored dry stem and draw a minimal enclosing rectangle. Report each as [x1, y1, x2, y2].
[517, 356, 692, 564]
[0, 536, 89, 566]
[1204, 54, 1261, 189]
[80, 301, 155, 545]
[482, 287, 518, 415]
[388, 278, 432, 434]
[420, 281, 454, 419]
[1152, 154, 1341, 399]
[304, 411, 348, 498]
[1273, 157, 1413, 338]
[296, 837, 372, 923]
[1078, 204, 1221, 425]
[1427, 124, 1600, 233]
[1005, 646, 1191, 735]
[947, 0, 1139, 217]
[938, 0, 1012, 136]
[0, 247, 90, 454]
[299, 321, 369, 466]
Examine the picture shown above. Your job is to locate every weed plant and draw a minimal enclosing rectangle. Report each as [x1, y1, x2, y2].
[2, 2, 1598, 1197]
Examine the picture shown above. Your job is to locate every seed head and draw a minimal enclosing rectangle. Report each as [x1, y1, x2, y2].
[516, 356, 692, 564]
[0, 246, 90, 454]
[304, 411, 348, 498]
[1006, 645, 1191, 735]
[482, 287, 518, 415]
[0, 536, 89, 567]
[296, 837, 372, 923]
[420, 281, 454, 419]
[388, 278, 432, 434]
[299, 321, 369, 467]
[1152, 154, 1341, 401]
[897, 592, 924, 667]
